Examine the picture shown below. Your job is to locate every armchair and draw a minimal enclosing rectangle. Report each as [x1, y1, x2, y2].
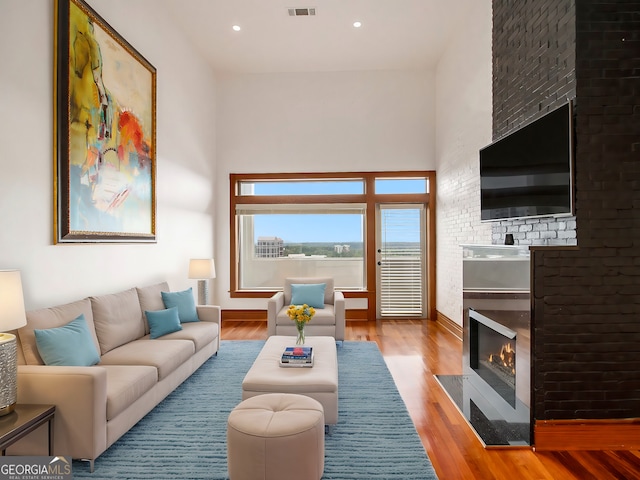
[267, 277, 345, 341]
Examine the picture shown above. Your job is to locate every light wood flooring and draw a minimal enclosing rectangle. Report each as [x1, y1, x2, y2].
[221, 319, 640, 479]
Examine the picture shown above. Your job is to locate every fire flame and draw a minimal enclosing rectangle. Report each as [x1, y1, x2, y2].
[489, 343, 515, 375]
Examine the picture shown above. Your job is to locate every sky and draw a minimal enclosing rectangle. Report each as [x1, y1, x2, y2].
[254, 214, 363, 243]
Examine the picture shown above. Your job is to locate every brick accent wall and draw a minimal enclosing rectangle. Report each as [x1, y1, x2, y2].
[492, 0, 577, 246]
[493, 0, 640, 421]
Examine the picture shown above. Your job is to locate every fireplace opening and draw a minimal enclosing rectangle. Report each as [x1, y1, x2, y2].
[470, 310, 517, 407]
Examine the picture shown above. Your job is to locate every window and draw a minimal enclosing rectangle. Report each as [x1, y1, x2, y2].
[230, 171, 435, 320]
[236, 207, 365, 290]
[239, 179, 364, 196]
[375, 178, 428, 194]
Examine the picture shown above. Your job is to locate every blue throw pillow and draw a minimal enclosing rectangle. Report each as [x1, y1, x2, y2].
[290, 283, 326, 309]
[34, 314, 100, 366]
[161, 288, 200, 323]
[146, 307, 183, 339]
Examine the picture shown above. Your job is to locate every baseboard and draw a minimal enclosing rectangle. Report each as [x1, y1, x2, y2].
[346, 309, 368, 320]
[534, 418, 640, 450]
[221, 310, 266, 321]
[435, 311, 462, 340]
[222, 309, 369, 322]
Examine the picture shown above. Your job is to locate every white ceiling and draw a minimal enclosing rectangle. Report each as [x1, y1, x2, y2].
[162, 0, 477, 74]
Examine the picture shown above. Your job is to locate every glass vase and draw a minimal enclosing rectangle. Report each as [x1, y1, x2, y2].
[296, 323, 305, 345]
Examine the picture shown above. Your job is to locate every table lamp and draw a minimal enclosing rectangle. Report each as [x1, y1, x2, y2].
[0, 270, 27, 416]
[188, 259, 215, 305]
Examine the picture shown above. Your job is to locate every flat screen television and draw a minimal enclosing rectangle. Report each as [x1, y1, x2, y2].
[480, 101, 575, 222]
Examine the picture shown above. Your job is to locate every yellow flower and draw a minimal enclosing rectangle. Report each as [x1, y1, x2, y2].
[286, 303, 315, 324]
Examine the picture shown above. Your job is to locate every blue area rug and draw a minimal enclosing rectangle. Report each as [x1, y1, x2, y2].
[73, 340, 437, 479]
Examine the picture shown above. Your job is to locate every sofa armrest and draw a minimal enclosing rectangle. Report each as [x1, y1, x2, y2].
[15, 365, 107, 461]
[196, 305, 221, 352]
[267, 292, 284, 337]
[334, 291, 346, 341]
[196, 304, 221, 324]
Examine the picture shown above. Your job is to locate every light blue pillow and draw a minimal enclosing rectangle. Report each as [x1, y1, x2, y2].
[161, 288, 200, 323]
[145, 307, 183, 339]
[290, 283, 326, 309]
[34, 314, 100, 366]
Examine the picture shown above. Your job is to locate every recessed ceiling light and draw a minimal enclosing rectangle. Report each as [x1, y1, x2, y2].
[353, 21, 362, 28]
[232, 25, 241, 32]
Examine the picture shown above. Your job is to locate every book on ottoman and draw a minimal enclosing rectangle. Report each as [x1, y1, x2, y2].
[280, 346, 314, 367]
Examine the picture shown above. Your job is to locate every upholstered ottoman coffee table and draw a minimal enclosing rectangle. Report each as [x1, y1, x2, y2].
[241, 335, 339, 426]
[227, 393, 325, 480]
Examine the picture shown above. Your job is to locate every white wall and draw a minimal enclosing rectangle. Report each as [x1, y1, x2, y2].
[0, 1, 217, 309]
[434, 1, 493, 326]
[1, 1, 491, 321]
[215, 70, 436, 309]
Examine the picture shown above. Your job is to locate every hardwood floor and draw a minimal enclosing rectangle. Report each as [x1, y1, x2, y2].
[221, 319, 640, 479]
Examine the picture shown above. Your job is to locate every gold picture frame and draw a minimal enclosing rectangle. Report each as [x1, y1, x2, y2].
[54, 0, 156, 243]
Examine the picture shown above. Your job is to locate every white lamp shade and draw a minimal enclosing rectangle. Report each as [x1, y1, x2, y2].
[188, 259, 216, 280]
[0, 270, 27, 332]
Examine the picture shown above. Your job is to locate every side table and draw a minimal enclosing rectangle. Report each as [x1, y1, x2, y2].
[0, 404, 55, 456]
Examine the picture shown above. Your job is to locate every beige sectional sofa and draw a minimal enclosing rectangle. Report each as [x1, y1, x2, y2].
[12, 281, 220, 470]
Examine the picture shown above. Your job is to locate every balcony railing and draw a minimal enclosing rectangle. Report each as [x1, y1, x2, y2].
[240, 256, 364, 290]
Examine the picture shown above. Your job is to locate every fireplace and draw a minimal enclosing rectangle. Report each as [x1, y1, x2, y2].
[469, 309, 517, 407]
[435, 244, 532, 447]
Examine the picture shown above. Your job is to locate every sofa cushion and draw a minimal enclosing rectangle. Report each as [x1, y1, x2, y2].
[102, 365, 158, 421]
[19, 297, 99, 365]
[137, 282, 170, 334]
[146, 308, 182, 339]
[99, 338, 194, 380]
[34, 314, 101, 366]
[290, 283, 326, 309]
[91, 288, 146, 355]
[161, 288, 199, 323]
[156, 321, 219, 352]
[276, 304, 336, 326]
[284, 277, 334, 305]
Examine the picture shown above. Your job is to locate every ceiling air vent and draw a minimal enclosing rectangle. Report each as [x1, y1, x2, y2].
[288, 7, 316, 16]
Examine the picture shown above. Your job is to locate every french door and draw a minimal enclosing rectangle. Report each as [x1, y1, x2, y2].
[376, 204, 426, 318]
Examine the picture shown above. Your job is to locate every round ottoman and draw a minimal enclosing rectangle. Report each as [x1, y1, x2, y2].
[227, 393, 325, 480]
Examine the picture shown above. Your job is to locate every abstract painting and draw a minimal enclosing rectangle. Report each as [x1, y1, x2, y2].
[54, 0, 156, 243]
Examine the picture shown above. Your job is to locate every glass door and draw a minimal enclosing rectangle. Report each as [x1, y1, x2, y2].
[376, 204, 426, 318]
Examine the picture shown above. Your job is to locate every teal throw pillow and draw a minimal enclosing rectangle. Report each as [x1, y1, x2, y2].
[34, 314, 100, 366]
[290, 283, 326, 309]
[161, 288, 200, 323]
[146, 307, 183, 339]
